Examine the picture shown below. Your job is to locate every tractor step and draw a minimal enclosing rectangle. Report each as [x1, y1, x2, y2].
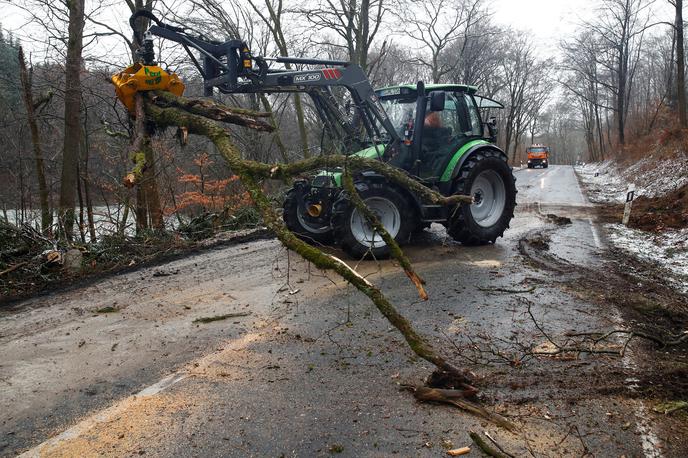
[420, 204, 447, 222]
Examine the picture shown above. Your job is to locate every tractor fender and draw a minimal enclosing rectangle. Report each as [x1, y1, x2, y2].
[438, 143, 509, 194]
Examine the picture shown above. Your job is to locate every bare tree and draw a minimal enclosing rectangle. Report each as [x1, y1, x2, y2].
[446, 20, 503, 92]
[58, 0, 86, 240]
[560, 30, 617, 161]
[670, 0, 686, 127]
[499, 32, 547, 161]
[399, 0, 489, 84]
[586, 0, 652, 145]
[303, 0, 391, 74]
[17, 47, 52, 234]
[246, 0, 311, 158]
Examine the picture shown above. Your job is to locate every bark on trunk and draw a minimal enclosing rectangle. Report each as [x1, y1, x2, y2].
[141, 137, 164, 230]
[259, 94, 289, 163]
[17, 47, 52, 235]
[58, 0, 86, 241]
[677, 0, 687, 128]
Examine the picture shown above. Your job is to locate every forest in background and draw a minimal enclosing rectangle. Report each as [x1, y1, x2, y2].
[0, 0, 684, 240]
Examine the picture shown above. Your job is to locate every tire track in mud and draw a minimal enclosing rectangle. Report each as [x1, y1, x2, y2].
[519, 222, 688, 457]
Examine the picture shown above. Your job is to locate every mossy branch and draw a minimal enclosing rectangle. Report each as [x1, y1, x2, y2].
[150, 91, 274, 132]
[143, 93, 477, 389]
[148, 92, 472, 208]
[341, 165, 427, 300]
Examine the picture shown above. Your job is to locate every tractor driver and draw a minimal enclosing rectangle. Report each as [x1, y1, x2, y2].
[422, 110, 450, 154]
[424, 111, 442, 129]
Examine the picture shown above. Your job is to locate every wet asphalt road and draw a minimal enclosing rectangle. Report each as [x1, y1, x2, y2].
[0, 166, 671, 457]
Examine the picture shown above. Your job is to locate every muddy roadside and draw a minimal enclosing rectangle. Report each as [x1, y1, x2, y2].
[0, 226, 271, 308]
[518, 200, 688, 453]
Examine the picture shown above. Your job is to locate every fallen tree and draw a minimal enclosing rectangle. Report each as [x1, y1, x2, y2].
[133, 90, 503, 419]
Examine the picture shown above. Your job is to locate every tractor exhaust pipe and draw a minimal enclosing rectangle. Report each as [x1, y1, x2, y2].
[307, 203, 323, 217]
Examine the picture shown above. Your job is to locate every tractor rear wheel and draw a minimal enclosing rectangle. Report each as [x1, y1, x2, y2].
[331, 181, 415, 259]
[283, 188, 333, 245]
[447, 150, 516, 245]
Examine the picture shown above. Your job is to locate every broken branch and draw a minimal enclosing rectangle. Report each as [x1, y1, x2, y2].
[143, 92, 478, 390]
[151, 91, 274, 132]
[469, 431, 512, 458]
[342, 165, 427, 300]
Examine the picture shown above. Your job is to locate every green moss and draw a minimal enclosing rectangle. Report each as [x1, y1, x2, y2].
[96, 306, 118, 313]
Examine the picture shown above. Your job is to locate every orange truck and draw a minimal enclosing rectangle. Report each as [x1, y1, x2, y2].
[526, 144, 550, 168]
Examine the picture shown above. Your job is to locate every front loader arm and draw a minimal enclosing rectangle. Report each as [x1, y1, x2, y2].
[131, 10, 401, 152]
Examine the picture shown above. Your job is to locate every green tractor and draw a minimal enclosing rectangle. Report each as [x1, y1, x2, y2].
[126, 11, 516, 258]
[283, 83, 517, 259]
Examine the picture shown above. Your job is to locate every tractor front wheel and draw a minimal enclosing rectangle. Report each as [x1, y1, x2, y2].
[331, 182, 415, 259]
[447, 150, 516, 245]
[283, 188, 333, 245]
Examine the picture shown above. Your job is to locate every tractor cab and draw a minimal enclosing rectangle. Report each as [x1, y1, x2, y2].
[374, 84, 503, 183]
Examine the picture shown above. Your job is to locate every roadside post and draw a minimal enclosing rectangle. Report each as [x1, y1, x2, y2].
[622, 184, 636, 226]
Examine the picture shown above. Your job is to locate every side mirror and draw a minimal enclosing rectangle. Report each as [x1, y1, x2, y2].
[429, 91, 445, 111]
[486, 116, 498, 140]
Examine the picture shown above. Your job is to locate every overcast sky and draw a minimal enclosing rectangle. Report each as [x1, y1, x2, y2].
[1, 0, 674, 62]
[492, 0, 581, 56]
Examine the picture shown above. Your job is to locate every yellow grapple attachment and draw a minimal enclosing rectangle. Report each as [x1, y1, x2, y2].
[112, 63, 185, 113]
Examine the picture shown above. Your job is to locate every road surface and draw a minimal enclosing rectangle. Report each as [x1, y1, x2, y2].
[0, 165, 679, 457]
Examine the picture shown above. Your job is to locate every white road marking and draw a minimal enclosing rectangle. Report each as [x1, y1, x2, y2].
[572, 166, 588, 204]
[18, 373, 189, 457]
[576, 166, 662, 458]
[20, 331, 264, 456]
[588, 218, 603, 249]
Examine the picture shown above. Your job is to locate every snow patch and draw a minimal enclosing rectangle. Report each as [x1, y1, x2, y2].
[575, 153, 688, 204]
[575, 161, 629, 204]
[606, 224, 688, 293]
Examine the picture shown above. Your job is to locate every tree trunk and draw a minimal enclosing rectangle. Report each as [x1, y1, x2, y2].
[119, 196, 131, 236]
[617, 56, 626, 145]
[142, 136, 165, 230]
[259, 94, 289, 162]
[81, 121, 96, 242]
[135, 185, 148, 233]
[58, 0, 85, 241]
[257, 0, 311, 158]
[677, 0, 687, 128]
[76, 161, 86, 243]
[17, 47, 52, 235]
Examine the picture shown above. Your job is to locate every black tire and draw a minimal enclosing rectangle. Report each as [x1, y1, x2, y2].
[283, 188, 333, 245]
[527, 163, 533, 169]
[447, 149, 517, 245]
[331, 181, 416, 259]
[543, 163, 549, 168]
[413, 221, 431, 234]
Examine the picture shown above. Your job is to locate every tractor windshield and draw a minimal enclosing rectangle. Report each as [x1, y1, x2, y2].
[378, 96, 417, 138]
[378, 92, 479, 139]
